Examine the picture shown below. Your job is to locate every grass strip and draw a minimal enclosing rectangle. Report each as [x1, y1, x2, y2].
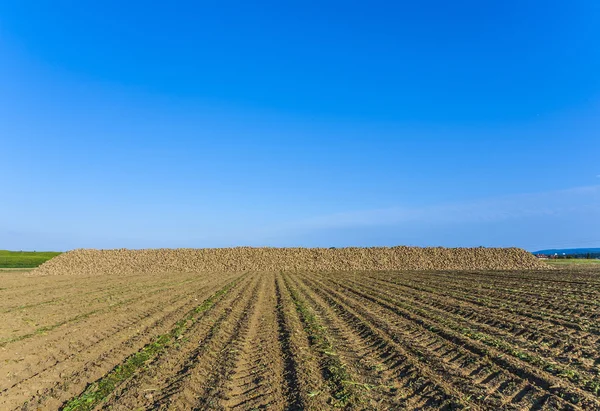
[283, 275, 359, 407]
[61, 276, 242, 411]
[0, 250, 61, 268]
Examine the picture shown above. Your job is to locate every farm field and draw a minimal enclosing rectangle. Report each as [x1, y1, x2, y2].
[0, 250, 62, 268]
[1, 265, 600, 410]
[545, 259, 600, 267]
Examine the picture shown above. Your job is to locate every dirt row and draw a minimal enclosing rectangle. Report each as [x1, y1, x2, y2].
[306, 272, 600, 409]
[3, 268, 599, 410]
[31, 247, 550, 276]
[0, 270, 239, 410]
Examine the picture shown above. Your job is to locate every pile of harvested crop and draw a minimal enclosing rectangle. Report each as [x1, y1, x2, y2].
[30, 247, 550, 276]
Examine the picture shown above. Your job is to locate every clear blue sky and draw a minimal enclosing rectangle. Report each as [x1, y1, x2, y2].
[1, 1, 599, 251]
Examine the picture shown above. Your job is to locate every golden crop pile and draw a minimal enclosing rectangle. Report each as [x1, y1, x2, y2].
[31, 247, 549, 276]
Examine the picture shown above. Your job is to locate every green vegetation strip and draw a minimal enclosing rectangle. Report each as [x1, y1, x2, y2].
[0, 250, 61, 268]
[284, 275, 359, 407]
[61, 276, 242, 411]
[546, 259, 600, 265]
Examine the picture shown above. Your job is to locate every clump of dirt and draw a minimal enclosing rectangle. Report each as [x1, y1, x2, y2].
[31, 247, 549, 276]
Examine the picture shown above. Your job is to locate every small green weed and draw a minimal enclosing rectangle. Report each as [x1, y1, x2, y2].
[61, 277, 241, 411]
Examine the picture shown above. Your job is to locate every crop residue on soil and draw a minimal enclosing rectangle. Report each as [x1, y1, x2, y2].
[31, 246, 549, 276]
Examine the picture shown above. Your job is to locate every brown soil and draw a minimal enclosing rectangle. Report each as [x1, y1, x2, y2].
[2, 265, 599, 410]
[31, 247, 549, 276]
[0, 269, 238, 410]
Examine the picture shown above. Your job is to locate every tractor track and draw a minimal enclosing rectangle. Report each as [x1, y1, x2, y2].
[4, 266, 600, 410]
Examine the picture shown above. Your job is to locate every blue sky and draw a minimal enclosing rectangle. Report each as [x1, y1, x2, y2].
[1, 1, 599, 251]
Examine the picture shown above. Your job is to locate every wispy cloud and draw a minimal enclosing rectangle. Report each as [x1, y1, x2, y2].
[284, 185, 600, 231]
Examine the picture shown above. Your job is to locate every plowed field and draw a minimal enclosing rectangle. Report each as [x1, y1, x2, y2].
[2, 268, 599, 410]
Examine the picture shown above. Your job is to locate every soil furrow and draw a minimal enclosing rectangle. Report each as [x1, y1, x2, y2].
[0, 274, 234, 403]
[383, 273, 600, 328]
[367, 272, 600, 334]
[315, 273, 596, 409]
[273, 273, 307, 410]
[274, 273, 331, 410]
[4, 257, 600, 411]
[2, 277, 233, 410]
[95, 274, 256, 410]
[219, 273, 289, 410]
[295, 273, 482, 410]
[286, 273, 398, 409]
[356, 273, 600, 379]
[341, 274, 600, 399]
[154, 274, 264, 410]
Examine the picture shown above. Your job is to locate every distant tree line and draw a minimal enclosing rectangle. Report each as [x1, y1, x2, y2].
[550, 252, 600, 259]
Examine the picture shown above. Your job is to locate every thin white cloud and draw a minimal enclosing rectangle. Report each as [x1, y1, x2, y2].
[282, 185, 600, 231]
